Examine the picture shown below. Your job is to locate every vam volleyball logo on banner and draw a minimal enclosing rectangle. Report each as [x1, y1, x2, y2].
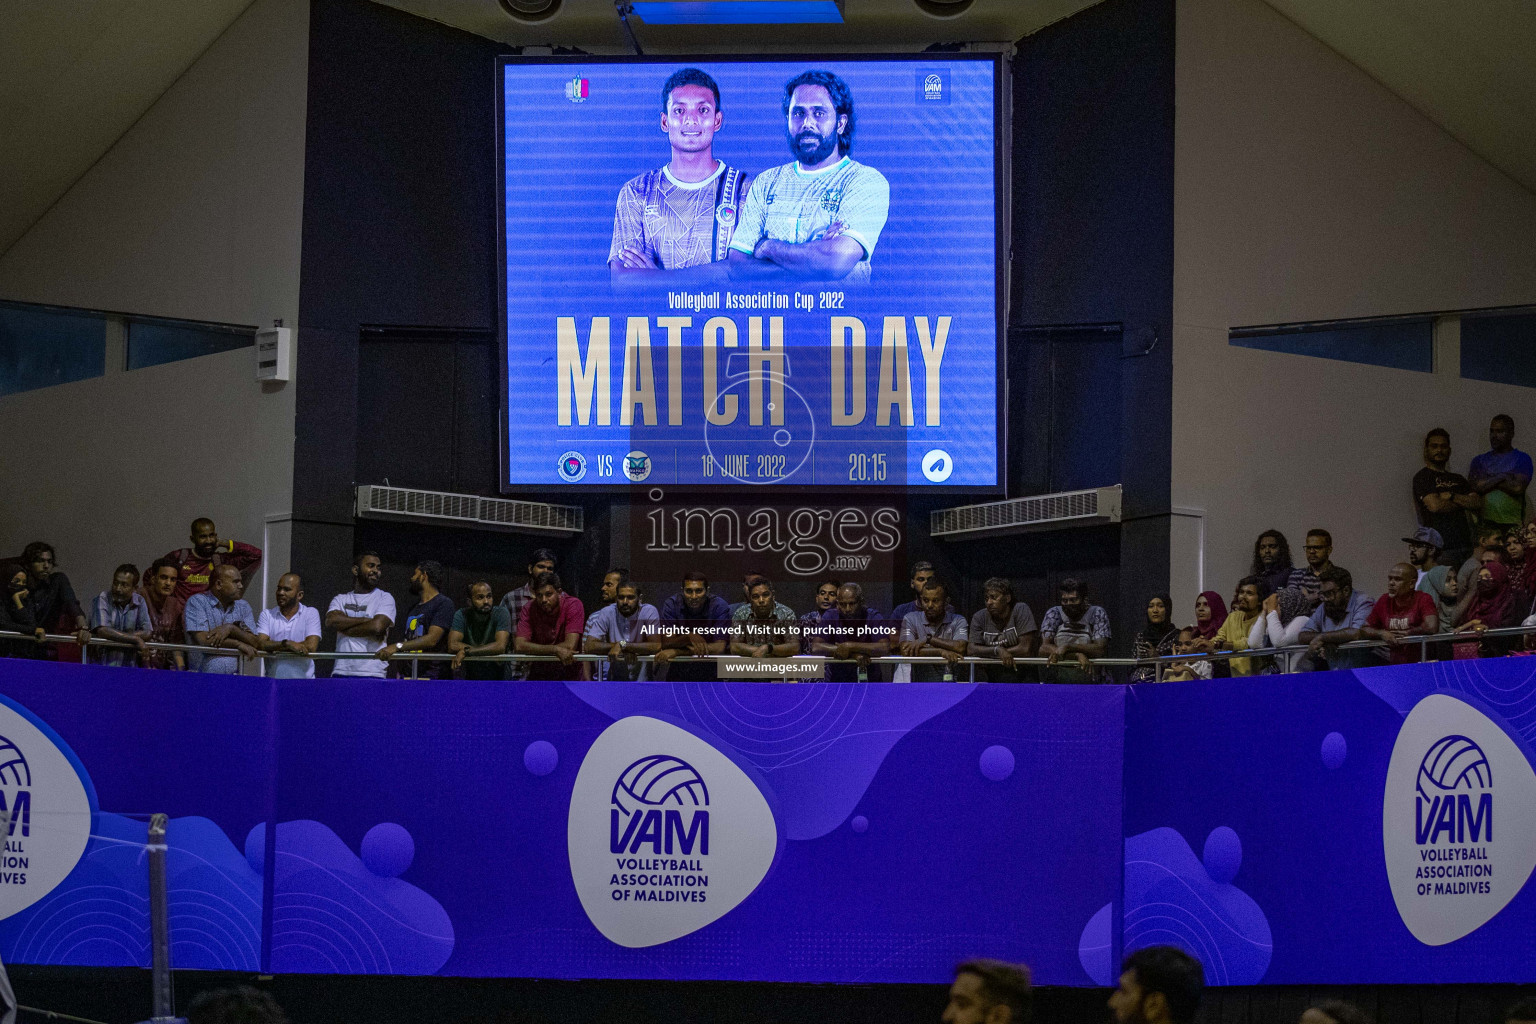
[567, 716, 777, 948]
[1383, 693, 1536, 945]
[0, 697, 94, 920]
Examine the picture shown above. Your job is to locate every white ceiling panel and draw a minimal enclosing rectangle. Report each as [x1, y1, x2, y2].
[0, 0, 257, 256]
[3, 0, 1531, 266]
[1263, 0, 1536, 195]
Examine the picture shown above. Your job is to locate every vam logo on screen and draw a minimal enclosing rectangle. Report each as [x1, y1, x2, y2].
[0, 702, 94, 920]
[568, 717, 777, 948]
[915, 68, 950, 104]
[1383, 694, 1536, 945]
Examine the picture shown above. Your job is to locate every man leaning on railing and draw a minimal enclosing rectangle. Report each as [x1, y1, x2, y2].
[183, 565, 259, 674]
[88, 564, 153, 668]
[255, 573, 322, 679]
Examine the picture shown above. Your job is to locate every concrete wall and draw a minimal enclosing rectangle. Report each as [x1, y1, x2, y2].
[1169, 0, 1536, 613]
[0, 0, 308, 608]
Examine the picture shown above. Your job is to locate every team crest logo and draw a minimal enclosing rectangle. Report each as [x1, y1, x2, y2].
[715, 204, 736, 227]
[565, 78, 589, 103]
[623, 451, 652, 482]
[557, 451, 588, 482]
[1383, 693, 1536, 945]
[819, 186, 843, 213]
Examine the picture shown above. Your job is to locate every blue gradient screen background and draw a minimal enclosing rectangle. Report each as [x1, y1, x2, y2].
[501, 58, 1000, 489]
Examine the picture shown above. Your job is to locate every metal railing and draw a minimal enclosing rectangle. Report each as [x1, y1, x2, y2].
[1142, 624, 1536, 680]
[5, 624, 1534, 682]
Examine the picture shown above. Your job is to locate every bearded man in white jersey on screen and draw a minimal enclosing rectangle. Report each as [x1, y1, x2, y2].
[728, 69, 890, 283]
[609, 67, 751, 285]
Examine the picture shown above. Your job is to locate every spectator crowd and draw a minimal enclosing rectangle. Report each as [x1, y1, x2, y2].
[4, 416, 1535, 682]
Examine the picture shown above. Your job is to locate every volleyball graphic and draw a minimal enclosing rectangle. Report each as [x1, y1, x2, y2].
[611, 755, 709, 815]
[1416, 734, 1492, 799]
[0, 734, 31, 787]
[571, 716, 778, 948]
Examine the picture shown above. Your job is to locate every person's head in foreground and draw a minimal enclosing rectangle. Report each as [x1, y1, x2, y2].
[1505, 996, 1536, 1024]
[186, 985, 288, 1024]
[942, 959, 1031, 1024]
[1108, 946, 1204, 1024]
[1300, 1000, 1374, 1024]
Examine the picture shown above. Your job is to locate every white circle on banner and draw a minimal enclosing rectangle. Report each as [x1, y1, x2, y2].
[0, 701, 93, 921]
[1382, 693, 1536, 945]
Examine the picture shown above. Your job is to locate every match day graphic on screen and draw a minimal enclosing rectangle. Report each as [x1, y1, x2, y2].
[500, 57, 1002, 490]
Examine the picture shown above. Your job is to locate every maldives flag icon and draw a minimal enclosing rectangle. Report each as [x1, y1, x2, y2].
[565, 77, 589, 103]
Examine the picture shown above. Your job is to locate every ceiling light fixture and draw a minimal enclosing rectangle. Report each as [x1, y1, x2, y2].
[629, 1, 845, 25]
[498, 0, 563, 24]
[913, 0, 973, 18]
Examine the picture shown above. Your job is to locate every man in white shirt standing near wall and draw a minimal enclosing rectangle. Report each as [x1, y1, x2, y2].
[324, 552, 395, 678]
[256, 573, 322, 679]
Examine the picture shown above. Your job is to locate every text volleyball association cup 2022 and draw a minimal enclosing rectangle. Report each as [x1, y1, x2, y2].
[501, 58, 1003, 491]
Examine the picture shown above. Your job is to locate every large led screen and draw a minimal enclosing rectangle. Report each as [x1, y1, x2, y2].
[500, 56, 1003, 490]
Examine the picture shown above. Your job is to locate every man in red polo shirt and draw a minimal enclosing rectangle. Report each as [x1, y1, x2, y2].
[514, 571, 585, 680]
[162, 518, 262, 602]
[1361, 562, 1439, 665]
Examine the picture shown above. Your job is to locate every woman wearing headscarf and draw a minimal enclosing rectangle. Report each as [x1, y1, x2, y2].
[1454, 561, 1519, 659]
[1130, 594, 1182, 682]
[1187, 590, 1231, 678]
[1504, 529, 1531, 612]
[0, 564, 39, 660]
[1418, 565, 1472, 661]
[1190, 591, 1227, 642]
[1248, 585, 1312, 673]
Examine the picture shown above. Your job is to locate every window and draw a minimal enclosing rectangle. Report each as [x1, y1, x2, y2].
[0, 302, 107, 398]
[126, 317, 253, 370]
[1461, 312, 1536, 388]
[1229, 318, 1433, 373]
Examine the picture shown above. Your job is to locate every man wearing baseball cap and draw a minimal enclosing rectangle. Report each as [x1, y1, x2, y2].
[1403, 526, 1444, 585]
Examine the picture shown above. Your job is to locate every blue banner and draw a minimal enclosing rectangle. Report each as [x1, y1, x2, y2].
[0, 662, 274, 971]
[1117, 662, 1536, 985]
[0, 659, 1532, 984]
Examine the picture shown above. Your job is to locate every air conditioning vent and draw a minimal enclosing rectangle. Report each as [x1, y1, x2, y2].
[356, 485, 582, 536]
[931, 485, 1121, 539]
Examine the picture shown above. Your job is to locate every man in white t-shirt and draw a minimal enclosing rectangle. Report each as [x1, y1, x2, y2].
[582, 577, 660, 681]
[728, 69, 890, 284]
[324, 551, 396, 678]
[256, 572, 322, 679]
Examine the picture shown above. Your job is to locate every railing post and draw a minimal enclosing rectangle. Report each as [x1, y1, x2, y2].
[148, 813, 173, 1022]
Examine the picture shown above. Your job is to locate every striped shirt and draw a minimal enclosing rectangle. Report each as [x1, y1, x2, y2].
[89, 591, 152, 667]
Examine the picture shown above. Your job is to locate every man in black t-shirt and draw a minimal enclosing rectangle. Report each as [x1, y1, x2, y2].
[378, 560, 456, 679]
[1413, 428, 1481, 566]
